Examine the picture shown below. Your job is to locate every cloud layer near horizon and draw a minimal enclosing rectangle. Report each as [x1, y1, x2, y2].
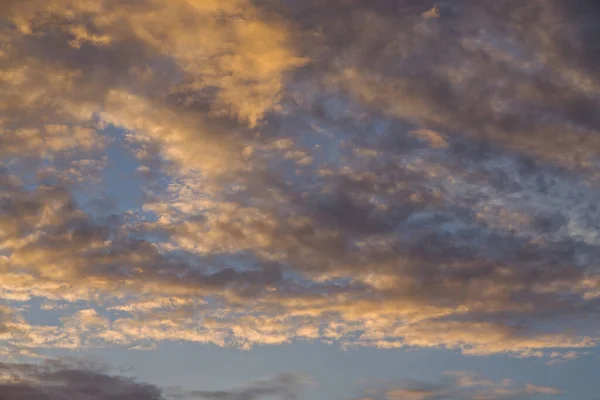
[360, 371, 560, 400]
[0, 358, 311, 400]
[0, 359, 558, 400]
[2, 0, 600, 361]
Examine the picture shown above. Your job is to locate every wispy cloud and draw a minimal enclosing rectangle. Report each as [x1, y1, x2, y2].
[361, 371, 560, 400]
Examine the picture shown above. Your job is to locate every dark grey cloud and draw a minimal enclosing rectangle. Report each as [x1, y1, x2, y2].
[0, 359, 164, 400]
[0, 360, 308, 400]
[266, 0, 600, 171]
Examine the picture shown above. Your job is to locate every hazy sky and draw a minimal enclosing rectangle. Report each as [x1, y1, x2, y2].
[2, 1, 600, 399]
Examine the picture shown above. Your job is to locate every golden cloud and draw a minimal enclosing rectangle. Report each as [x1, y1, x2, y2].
[2, 0, 600, 363]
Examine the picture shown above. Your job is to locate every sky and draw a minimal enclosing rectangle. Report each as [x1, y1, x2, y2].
[1, 0, 600, 399]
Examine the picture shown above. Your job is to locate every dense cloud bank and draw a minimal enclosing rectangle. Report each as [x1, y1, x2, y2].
[1, 0, 600, 360]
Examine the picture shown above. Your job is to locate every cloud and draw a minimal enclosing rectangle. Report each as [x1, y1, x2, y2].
[1, 0, 306, 125]
[0, 359, 310, 400]
[362, 371, 560, 400]
[1, 360, 555, 400]
[167, 373, 313, 400]
[0, 359, 163, 400]
[296, 0, 600, 172]
[0, 304, 16, 334]
[422, 6, 441, 20]
[2, 0, 600, 359]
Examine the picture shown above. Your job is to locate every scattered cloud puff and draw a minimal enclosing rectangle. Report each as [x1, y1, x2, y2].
[2, 0, 600, 360]
[0, 358, 310, 400]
